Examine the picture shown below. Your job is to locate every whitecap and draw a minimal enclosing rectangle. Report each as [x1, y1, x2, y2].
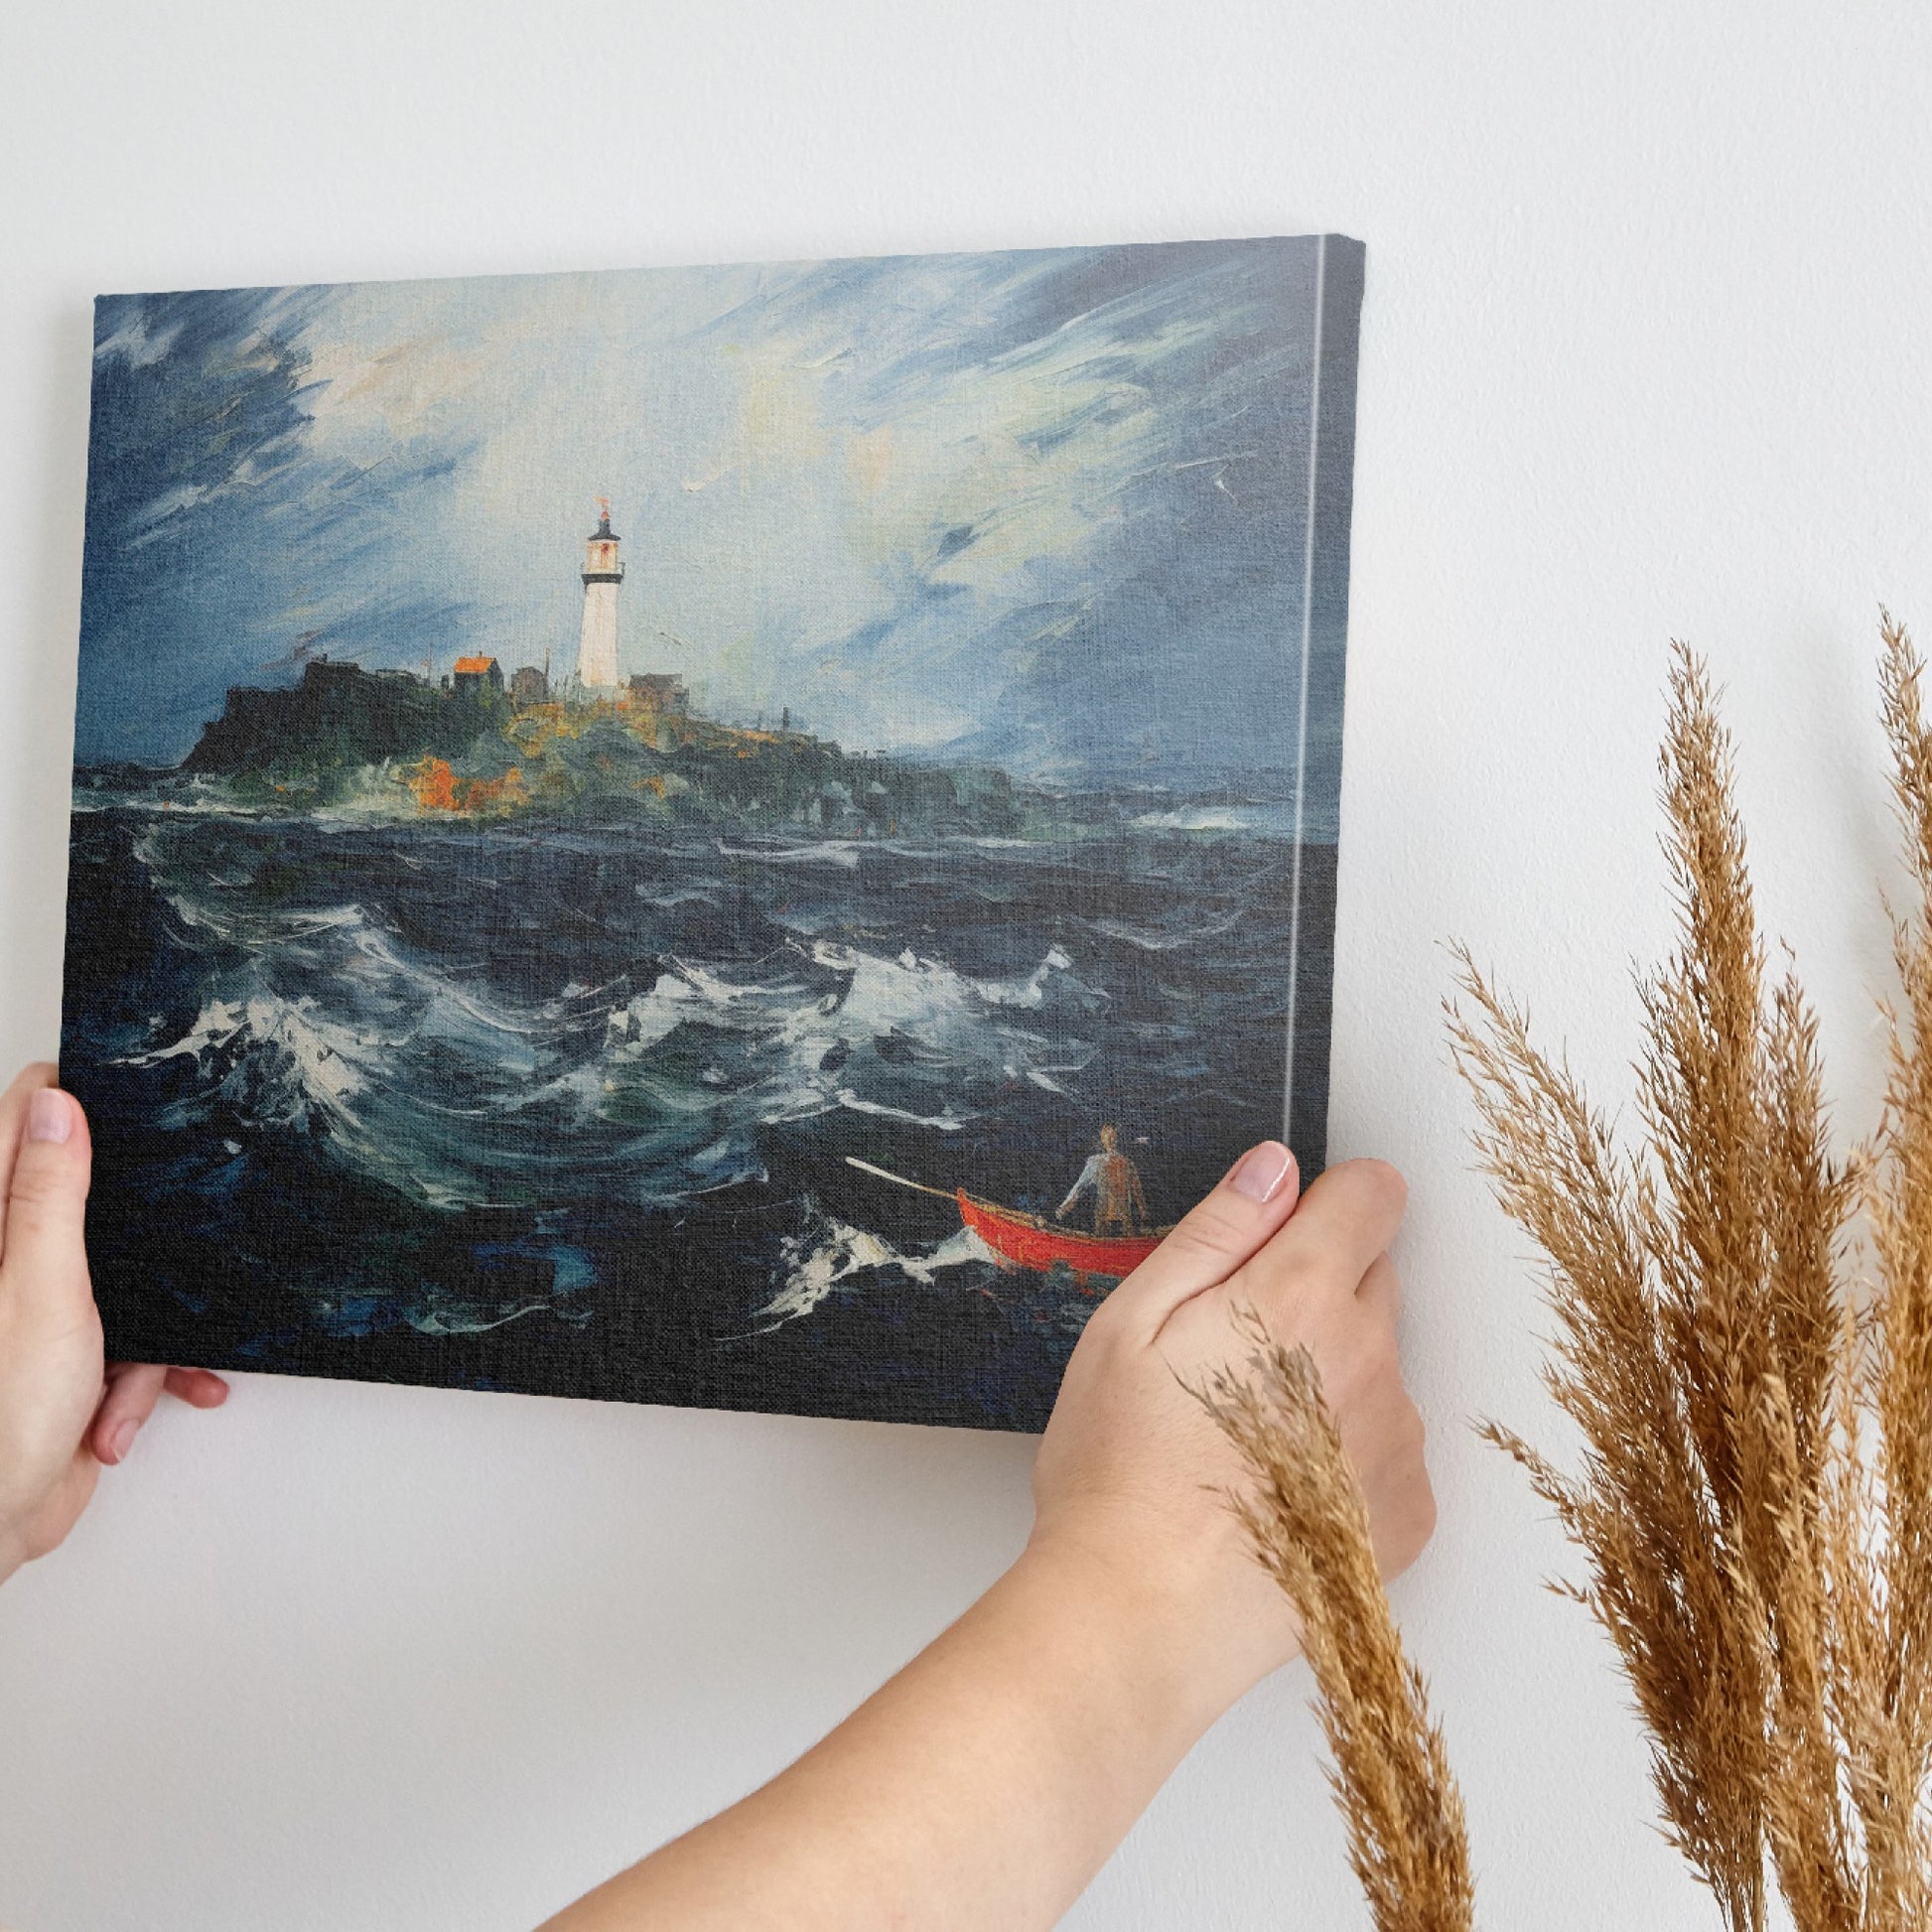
[748, 1219, 987, 1330]
[121, 998, 249, 1067]
[1085, 910, 1243, 951]
[1133, 806, 1251, 832]
[834, 1089, 971, 1131]
[971, 944, 1080, 1010]
[717, 840, 863, 870]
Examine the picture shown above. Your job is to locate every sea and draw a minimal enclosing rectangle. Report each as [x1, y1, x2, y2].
[61, 793, 1334, 1431]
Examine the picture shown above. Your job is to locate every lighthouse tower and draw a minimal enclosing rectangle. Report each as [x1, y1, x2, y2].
[574, 498, 624, 691]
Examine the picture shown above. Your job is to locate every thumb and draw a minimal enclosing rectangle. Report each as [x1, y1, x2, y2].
[1, 1085, 95, 1326]
[1102, 1141, 1301, 1335]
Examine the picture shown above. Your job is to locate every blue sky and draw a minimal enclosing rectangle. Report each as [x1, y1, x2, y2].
[76, 237, 1354, 809]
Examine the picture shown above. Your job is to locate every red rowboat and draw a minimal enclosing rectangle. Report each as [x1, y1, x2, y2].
[841, 1157, 1169, 1283]
[956, 1189, 1167, 1281]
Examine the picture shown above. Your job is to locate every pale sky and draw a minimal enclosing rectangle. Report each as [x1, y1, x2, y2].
[78, 236, 1349, 807]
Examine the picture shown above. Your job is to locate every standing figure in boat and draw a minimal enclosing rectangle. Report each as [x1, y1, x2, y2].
[1056, 1126, 1149, 1236]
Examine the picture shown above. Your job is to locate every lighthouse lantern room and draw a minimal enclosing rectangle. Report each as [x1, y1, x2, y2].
[575, 498, 624, 690]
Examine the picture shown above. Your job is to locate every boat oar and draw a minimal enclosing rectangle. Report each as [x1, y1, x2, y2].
[843, 1156, 957, 1201]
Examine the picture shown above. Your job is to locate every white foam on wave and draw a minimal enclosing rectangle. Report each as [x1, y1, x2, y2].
[410, 1302, 558, 1336]
[1133, 802, 1308, 839]
[972, 943, 1076, 1010]
[123, 997, 248, 1067]
[124, 987, 378, 1141]
[607, 962, 745, 1057]
[717, 840, 863, 870]
[119, 820, 1115, 1213]
[599, 935, 1096, 1140]
[636, 885, 720, 908]
[113, 879, 596, 1203]
[834, 1089, 970, 1131]
[807, 937, 1083, 1027]
[751, 1219, 987, 1329]
[345, 918, 535, 1038]
[1132, 806, 1250, 832]
[1085, 910, 1243, 952]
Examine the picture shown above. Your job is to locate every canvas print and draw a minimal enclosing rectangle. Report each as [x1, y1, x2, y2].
[61, 235, 1364, 1431]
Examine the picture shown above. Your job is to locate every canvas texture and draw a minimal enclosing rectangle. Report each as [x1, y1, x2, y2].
[60, 235, 1365, 1432]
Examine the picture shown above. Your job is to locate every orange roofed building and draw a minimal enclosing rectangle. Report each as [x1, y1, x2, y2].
[451, 655, 503, 696]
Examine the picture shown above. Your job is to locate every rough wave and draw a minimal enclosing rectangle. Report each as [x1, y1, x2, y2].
[752, 1217, 990, 1331]
[115, 813, 1111, 1213]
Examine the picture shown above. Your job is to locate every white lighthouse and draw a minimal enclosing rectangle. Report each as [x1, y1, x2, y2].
[574, 498, 624, 691]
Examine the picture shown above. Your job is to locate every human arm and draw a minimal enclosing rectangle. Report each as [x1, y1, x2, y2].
[1055, 1153, 1100, 1222]
[542, 1143, 1433, 1931]
[0, 1063, 229, 1586]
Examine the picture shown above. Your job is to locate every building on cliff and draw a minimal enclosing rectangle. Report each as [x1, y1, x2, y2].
[626, 672, 687, 715]
[509, 664, 550, 706]
[453, 655, 503, 697]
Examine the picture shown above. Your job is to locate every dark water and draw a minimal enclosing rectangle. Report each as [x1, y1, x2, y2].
[62, 800, 1333, 1430]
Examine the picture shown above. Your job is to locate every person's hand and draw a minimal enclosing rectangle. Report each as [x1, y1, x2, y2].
[1028, 1144, 1434, 1724]
[0, 1063, 228, 1584]
[546, 1150, 1432, 1932]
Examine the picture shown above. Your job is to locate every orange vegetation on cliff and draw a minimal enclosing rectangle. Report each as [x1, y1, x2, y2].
[411, 757, 459, 810]
[408, 757, 527, 815]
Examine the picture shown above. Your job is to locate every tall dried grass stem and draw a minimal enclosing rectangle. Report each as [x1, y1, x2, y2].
[1199, 1314, 1475, 1932]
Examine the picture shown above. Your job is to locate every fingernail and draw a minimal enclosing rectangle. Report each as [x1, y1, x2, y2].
[27, 1089, 72, 1145]
[1229, 1142, 1294, 1203]
[107, 1418, 138, 1463]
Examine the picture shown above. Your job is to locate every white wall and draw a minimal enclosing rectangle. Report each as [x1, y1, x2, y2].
[3, 3, 1928, 1924]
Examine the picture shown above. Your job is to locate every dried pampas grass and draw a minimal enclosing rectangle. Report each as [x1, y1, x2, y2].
[1210, 617, 1932, 1931]
[1200, 1315, 1474, 1932]
[1447, 618, 1932, 1930]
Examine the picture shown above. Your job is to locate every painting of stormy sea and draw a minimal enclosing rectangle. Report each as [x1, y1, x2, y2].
[63, 236, 1363, 1431]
